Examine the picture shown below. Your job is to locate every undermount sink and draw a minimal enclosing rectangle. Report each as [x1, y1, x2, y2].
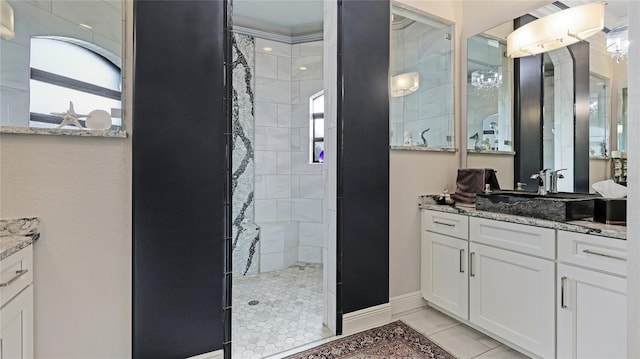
[476, 190, 598, 222]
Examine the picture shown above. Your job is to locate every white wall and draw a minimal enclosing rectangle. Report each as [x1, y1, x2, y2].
[0, 3, 132, 357]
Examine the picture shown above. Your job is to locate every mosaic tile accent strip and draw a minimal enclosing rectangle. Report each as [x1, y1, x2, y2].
[232, 33, 260, 276]
[232, 262, 331, 358]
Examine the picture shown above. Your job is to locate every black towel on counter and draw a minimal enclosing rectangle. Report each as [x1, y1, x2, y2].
[452, 168, 500, 205]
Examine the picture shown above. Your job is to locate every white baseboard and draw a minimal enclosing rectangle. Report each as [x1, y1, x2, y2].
[341, 292, 427, 336]
[390, 291, 427, 316]
[342, 302, 392, 335]
[186, 349, 224, 359]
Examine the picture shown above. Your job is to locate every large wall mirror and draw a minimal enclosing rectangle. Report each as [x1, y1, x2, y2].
[389, 3, 454, 150]
[0, 0, 125, 137]
[465, 1, 628, 192]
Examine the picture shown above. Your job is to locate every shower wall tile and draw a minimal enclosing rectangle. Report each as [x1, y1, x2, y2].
[260, 224, 285, 254]
[292, 152, 322, 174]
[277, 103, 292, 128]
[277, 151, 292, 174]
[255, 199, 277, 223]
[255, 126, 291, 151]
[292, 79, 324, 104]
[255, 174, 292, 199]
[291, 175, 301, 198]
[254, 150, 277, 174]
[290, 128, 302, 151]
[299, 222, 324, 247]
[292, 104, 309, 128]
[284, 246, 299, 268]
[299, 41, 324, 56]
[277, 199, 292, 221]
[292, 55, 323, 81]
[278, 57, 292, 81]
[299, 175, 324, 199]
[255, 101, 278, 127]
[260, 252, 284, 273]
[292, 199, 323, 223]
[255, 38, 292, 57]
[298, 246, 322, 263]
[284, 222, 299, 250]
[255, 52, 278, 79]
[256, 77, 291, 104]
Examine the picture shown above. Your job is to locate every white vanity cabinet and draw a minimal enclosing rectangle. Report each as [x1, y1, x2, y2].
[421, 210, 469, 320]
[469, 217, 555, 359]
[0, 245, 34, 359]
[556, 231, 627, 359]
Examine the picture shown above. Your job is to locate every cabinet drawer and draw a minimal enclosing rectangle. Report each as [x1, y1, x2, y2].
[422, 210, 468, 240]
[0, 245, 33, 308]
[469, 217, 555, 259]
[558, 230, 627, 276]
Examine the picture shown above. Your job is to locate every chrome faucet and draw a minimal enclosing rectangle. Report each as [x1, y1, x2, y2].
[530, 169, 550, 195]
[549, 169, 567, 194]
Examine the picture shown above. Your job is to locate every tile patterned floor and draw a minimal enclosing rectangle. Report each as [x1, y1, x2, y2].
[232, 262, 332, 359]
[399, 308, 529, 359]
[269, 307, 530, 359]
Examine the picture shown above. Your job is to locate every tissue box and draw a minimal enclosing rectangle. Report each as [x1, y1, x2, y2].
[593, 198, 626, 225]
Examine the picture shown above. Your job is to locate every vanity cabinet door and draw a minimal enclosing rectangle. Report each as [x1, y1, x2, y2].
[557, 263, 626, 359]
[421, 232, 468, 320]
[0, 285, 34, 359]
[469, 242, 554, 358]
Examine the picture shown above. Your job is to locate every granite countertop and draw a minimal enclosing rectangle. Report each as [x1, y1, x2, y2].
[418, 195, 626, 240]
[0, 217, 40, 260]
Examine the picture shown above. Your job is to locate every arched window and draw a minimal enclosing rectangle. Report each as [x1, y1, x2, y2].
[29, 37, 122, 130]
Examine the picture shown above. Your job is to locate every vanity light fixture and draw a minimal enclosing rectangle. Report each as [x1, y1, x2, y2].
[263, 47, 273, 52]
[507, 1, 606, 58]
[391, 72, 419, 97]
[0, 0, 15, 40]
[606, 24, 629, 63]
[299, 66, 308, 71]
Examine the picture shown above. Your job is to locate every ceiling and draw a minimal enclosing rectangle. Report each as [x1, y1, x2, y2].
[233, 0, 324, 37]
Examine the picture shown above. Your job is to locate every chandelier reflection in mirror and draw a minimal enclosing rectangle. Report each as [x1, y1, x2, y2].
[471, 67, 502, 94]
[606, 24, 628, 64]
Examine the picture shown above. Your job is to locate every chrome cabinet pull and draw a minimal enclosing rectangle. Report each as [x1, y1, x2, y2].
[433, 221, 454, 227]
[0, 269, 28, 288]
[582, 249, 627, 261]
[469, 252, 476, 277]
[560, 276, 567, 308]
[459, 249, 465, 273]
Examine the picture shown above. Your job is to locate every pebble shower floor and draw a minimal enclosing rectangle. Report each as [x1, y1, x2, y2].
[232, 262, 332, 358]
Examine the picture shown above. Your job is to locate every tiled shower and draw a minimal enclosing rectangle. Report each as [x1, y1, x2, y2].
[231, 33, 325, 275]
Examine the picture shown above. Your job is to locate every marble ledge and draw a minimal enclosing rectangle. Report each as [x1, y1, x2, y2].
[418, 195, 626, 240]
[1, 126, 127, 139]
[390, 146, 458, 153]
[467, 149, 516, 155]
[1, 217, 40, 261]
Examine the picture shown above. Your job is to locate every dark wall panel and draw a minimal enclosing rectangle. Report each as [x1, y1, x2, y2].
[570, 42, 590, 193]
[514, 15, 543, 189]
[133, 1, 226, 358]
[338, 0, 390, 317]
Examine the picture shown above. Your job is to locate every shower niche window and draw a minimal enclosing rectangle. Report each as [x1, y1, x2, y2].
[466, 33, 512, 153]
[589, 73, 609, 157]
[389, 4, 454, 149]
[310, 90, 325, 163]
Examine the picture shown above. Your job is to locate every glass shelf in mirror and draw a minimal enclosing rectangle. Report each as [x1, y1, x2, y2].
[389, 3, 454, 150]
[0, 0, 126, 138]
